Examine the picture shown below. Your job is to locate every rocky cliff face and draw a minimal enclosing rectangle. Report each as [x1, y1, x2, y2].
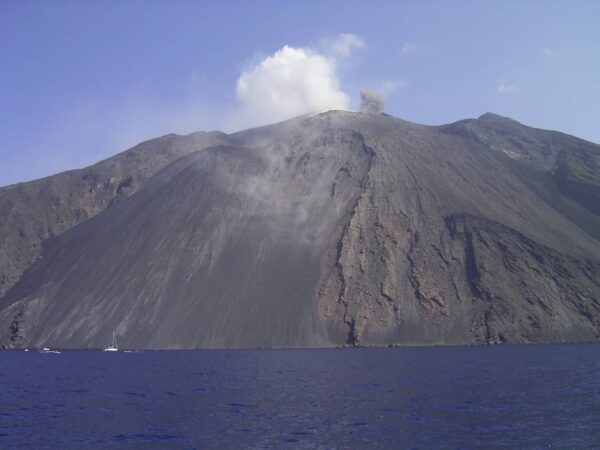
[0, 112, 598, 349]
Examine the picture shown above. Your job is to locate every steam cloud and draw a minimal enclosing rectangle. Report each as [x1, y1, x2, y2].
[328, 33, 366, 56]
[232, 34, 366, 130]
[360, 91, 385, 114]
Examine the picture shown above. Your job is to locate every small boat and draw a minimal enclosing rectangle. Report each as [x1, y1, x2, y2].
[39, 347, 61, 354]
[103, 332, 119, 352]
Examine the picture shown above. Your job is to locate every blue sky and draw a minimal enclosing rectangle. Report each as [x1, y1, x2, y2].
[1, 0, 599, 186]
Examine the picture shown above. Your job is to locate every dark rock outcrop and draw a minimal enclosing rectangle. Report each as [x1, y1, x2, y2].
[0, 112, 598, 348]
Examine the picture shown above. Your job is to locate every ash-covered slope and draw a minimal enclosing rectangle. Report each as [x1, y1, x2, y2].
[0, 131, 227, 299]
[1, 111, 599, 349]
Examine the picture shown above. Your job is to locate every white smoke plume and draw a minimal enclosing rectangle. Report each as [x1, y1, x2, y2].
[360, 91, 385, 114]
[231, 34, 366, 130]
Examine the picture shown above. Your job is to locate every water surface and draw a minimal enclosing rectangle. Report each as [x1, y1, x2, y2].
[1, 343, 599, 448]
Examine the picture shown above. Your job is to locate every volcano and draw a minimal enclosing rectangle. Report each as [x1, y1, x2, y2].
[1, 111, 599, 349]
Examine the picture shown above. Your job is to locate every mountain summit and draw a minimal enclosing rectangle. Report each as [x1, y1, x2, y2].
[1, 111, 599, 349]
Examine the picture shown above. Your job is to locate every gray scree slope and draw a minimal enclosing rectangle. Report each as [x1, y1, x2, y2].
[0, 131, 227, 299]
[0, 111, 598, 349]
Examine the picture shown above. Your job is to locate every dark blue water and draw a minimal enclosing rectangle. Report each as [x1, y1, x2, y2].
[1, 344, 599, 449]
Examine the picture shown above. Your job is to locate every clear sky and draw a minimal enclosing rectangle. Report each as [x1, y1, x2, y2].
[1, 0, 599, 186]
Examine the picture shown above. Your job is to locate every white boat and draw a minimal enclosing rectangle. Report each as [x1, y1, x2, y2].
[103, 332, 118, 352]
[39, 347, 61, 354]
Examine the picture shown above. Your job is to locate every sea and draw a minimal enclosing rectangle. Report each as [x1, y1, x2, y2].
[1, 343, 599, 449]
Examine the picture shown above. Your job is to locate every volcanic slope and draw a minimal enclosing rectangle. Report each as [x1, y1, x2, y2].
[0, 111, 599, 349]
[0, 131, 227, 299]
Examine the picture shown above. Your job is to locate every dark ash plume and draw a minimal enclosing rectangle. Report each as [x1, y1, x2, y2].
[360, 91, 385, 114]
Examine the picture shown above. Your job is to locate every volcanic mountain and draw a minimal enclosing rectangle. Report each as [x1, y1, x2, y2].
[1, 111, 599, 349]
